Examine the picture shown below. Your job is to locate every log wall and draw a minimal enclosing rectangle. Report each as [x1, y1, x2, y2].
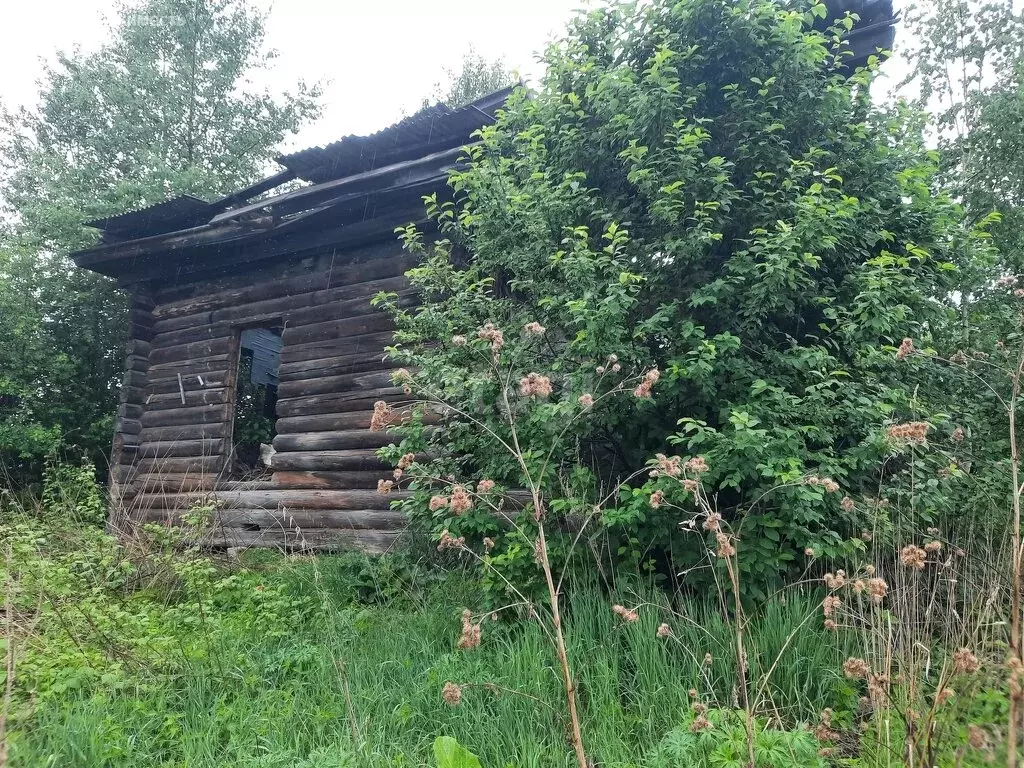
[114, 239, 417, 553]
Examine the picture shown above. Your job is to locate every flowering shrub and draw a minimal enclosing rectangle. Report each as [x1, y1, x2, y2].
[371, 0, 984, 596]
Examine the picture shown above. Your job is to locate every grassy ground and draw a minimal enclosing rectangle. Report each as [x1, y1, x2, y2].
[2, 506, 853, 767]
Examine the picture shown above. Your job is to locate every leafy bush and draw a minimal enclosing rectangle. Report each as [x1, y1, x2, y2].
[378, 0, 980, 594]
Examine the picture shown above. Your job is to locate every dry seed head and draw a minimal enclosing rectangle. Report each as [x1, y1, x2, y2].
[684, 455, 709, 474]
[442, 682, 463, 706]
[924, 540, 942, 553]
[715, 531, 735, 558]
[823, 595, 841, 618]
[429, 495, 448, 511]
[483, 537, 495, 553]
[840, 495, 855, 513]
[519, 372, 553, 399]
[457, 608, 482, 650]
[370, 401, 392, 432]
[866, 577, 888, 604]
[449, 485, 473, 515]
[649, 490, 665, 509]
[953, 648, 981, 674]
[612, 604, 639, 623]
[887, 421, 930, 444]
[655, 453, 682, 477]
[523, 321, 545, 336]
[477, 479, 495, 494]
[900, 544, 927, 570]
[690, 714, 711, 733]
[657, 623, 672, 639]
[896, 337, 915, 360]
[377, 479, 393, 495]
[578, 393, 594, 409]
[702, 512, 722, 531]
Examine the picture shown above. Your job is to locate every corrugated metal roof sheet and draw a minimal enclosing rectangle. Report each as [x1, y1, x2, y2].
[85, 194, 214, 237]
[275, 85, 516, 184]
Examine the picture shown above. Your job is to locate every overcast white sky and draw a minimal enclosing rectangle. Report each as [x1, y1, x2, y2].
[1, 0, 584, 153]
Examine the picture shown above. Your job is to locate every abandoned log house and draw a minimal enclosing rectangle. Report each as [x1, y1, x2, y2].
[71, 0, 895, 552]
[71, 88, 515, 552]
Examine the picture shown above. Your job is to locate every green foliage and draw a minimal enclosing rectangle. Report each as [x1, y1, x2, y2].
[0, 0, 321, 477]
[381, 0, 973, 593]
[423, 46, 518, 109]
[648, 711, 825, 768]
[433, 736, 483, 768]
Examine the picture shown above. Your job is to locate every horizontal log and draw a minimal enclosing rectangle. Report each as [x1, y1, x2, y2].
[133, 456, 223, 474]
[120, 385, 148, 405]
[280, 331, 396, 365]
[202, 527, 401, 554]
[139, 423, 227, 442]
[270, 450, 393, 472]
[276, 370, 396, 400]
[146, 372, 228, 396]
[152, 252, 414, 319]
[137, 438, 224, 458]
[281, 312, 393, 347]
[137, 507, 405, 531]
[149, 337, 234, 365]
[278, 350, 400, 383]
[272, 430, 395, 453]
[127, 355, 149, 373]
[115, 417, 142, 436]
[130, 323, 155, 342]
[130, 473, 218, 494]
[141, 404, 226, 428]
[117, 403, 144, 421]
[122, 369, 148, 390]
[275, 407, 435, 435]
[275, 388, 404, 418]
[142, 489, 406, 511]
[151, 323, 233, 350]
[270, 470, 392, 489]
[145, 388, 230, 410]
[152, 276, 412, 336]
[146, 355, 234, 379]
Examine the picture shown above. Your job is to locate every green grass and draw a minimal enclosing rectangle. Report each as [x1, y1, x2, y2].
[5, 526, 853, 768]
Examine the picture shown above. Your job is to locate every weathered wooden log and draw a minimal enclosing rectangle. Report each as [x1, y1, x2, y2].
[141, 489, 405, 511]
[270, 470, 391, 489]
[127, 355, 149, 373]
[276, 370, 396, 400]
[275, 407, 436, 435]
[152, 252, 415, 319]
[137, 438, 224, 458]
[202, 527, 401, 554]
[145, 387, 229, 409]
[146, 372, 228, 396]
[117, 403, 145, 421]
[120, 385, 148, 405]
[275, 388, 404, 418]
[146, 355, 234, 379]
[130, 323, 155, 342]
[139, 423, 227, 443]
[137, 507, 406, 530]
[272, 430, 395, 453]
[279, 330, 396, 365]
[134, 456, 222, 474]
[278, 350, 401, 383]
[141, 404, 226, 428]
[130, 473, 219, 494]
[148, 337, 234, 365]
[151, 323, 233, 350]
[115, 418, 142, 436]
[280, 312, 393, 347]
[122, 369, 148, 390]
[269, 450, 392, 472]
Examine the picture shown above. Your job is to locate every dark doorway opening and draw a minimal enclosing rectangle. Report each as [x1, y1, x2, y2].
[231, 327, 282, 479]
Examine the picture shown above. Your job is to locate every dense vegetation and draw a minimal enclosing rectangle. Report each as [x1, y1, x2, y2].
[4, 0, 1024, 764]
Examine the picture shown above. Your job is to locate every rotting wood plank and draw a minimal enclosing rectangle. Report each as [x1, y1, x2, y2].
[274, 388, 404, 418]
[269, 450, 393, 472]
[134, 456, 222, 474]
[139, 423, 227, 443]
[138, 507, 406, 531]
[141, 489, 406, 511]
[279, 331, 396, 365]
[149, 338, 233, 366]
[271, 430, 395, 453]
[270, 470, 390, 489]
[275, 407, 436, 435]
[280, 312, 394, 348]
[278, 350, 401, 383]
[203, 527, 401, 554]
[145, 388, 229, 410]
[141, 404, 225, 428]
[276, 370, 396, 400]
[137, 438, 224, 458]
[146, 373, 229, 396]
[146, 355, 233, 379]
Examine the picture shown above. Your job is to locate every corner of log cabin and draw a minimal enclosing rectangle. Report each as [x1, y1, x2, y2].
[72, 86, 519, 552]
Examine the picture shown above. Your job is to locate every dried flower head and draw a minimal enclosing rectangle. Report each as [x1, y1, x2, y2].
[523, 321, 546, 336]
[824, 618, 838, 631]
[690, 714, 711, 733]
[703, 653, 713, 666]
[887, 421, 931, 444]
[715, 531, 736, 558]
[429, 495, 448, 512]
[477, 323, 504, 358]
[393, 468, 403, 480]
[853, 579, 865, 594]
[449, 485, 473, 515]
[397, 452, 416, 470]
[896, 337, 915, 360]
[442, 681, 463, 706]
[682, 478, 698, 492]
[864, 564, 876, 576]
[844, 657, 871, 680]
[457, 608, 482, 650]
[865, 577, 888, 604]
[951, 426, 965, 442]
[953, 648, 981, 674]
[868, 673, 890, 700]
[823, 595, 841, 618]
[596, 365, 606, 374]
[936, 687, 955, 706]
[824, 570, 846, 590]
[649, 490, 665, 509]
[578, 393, 594, 409]
[451, 334, 467, 346]
[688, 688, 699, 699]
[370, 400, 392, 432]
[806, 476, 839, 493]
[840, 496, 855, 513]
[654, 453, 682, 477]
[519, 372, 553, 398]
[924, 540, 942, 553]
[633, 368, 660, 398]
[437, 530, 465, 551]
[377, 479, 393, 495]
[612, 363, 622, 373]
[483, 536, 495, 552]
[967, 724, 988, 750]
[900, 544, 927, 570]
[657, 623, 672, 639]
[477, 479, 495, 494]
[684, 455, 709, 474]
[805, 547, 816, 557]
[612, 604, 639, 623]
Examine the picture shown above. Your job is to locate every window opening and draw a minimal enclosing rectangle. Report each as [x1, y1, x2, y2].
[231, 326, 282, 479]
